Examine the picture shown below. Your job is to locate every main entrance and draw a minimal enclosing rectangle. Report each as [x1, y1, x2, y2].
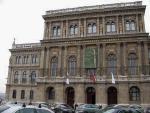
[86, 87, 96, 104]
[66, 87, 74, 107]
[107, 86, 117, 105]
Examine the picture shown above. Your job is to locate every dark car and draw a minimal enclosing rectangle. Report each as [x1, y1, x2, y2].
[53, 104, 75, 113]
[144, 107, 150, 113]
[129, 105, 144, 113]
[101, 107, 141, 113]
[75, 104, 101, 113]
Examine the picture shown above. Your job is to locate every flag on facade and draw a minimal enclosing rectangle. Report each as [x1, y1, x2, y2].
[111, 72, 115, 84]
[66, 78, 69, 85]
[66, 72, 69, 85]
[90, 73, 96, 83]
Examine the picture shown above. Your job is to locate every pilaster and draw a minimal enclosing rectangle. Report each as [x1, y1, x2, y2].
[77, 45, 81, 76]
[102, 17, 105, 35]
[122, 15, 125, 33]
[97, 17, 100, 35]
[138, 42, 142, 75]
[102, 43, 106, 75]
[84, 18, 87, 37]
[136, 14, 139, 32]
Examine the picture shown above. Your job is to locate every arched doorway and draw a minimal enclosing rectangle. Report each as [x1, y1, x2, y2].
[86, 87, 96, 104]
[66, 87, 74, 107]
[107, 86, 117, 105]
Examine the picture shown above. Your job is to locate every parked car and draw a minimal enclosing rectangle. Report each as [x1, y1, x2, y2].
[129, 104, 144, 113]
[75, 104, 101, 113]
[0, 103, 54, 113]
[53, 103, 75, 113]
[101, 107, 141, 113]
[144, 107, 150, 113]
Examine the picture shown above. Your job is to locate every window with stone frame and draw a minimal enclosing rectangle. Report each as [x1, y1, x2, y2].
[106, 21, 116, 33]
[68, 56, 76, 76]
[14, 71, 19, 83]
[128, 53, 137, 75]
[50, 56, 58, 77]
[87, 23, 97, 34]
[129, 86, 140, 101]
[21, 90, 25, 99]
[31, 54, 37, 64]
[125, 20, 136, 31]
[22, 71, 27, 83]
[22, 55, 28, 64]
[52, 26, 61, 37]
[16, 56, 21, 64]
[30, 71, 36, 83]
[69, 24, 78, 35]
[29, 90, 34, 100]
[106, 54, 117, 75]
[12, 90, 17, 99]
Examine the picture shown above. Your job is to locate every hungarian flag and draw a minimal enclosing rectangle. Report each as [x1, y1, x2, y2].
[90, 74, 96, 83]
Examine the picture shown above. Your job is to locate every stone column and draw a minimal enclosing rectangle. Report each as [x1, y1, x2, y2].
[97, 44, 100, 76]
[81, 45, 86, 77]
[102, 17, 105, 35]
[102, 43, 106, 75]
[61, 21, 63, 38]
[123, 43, 127, 76]
[144, 42, 149, 65]
[66, 20, 69, 38]
[97, 17, 100, 35]
[122, 15, 125, 33]
[117, 43, 120, 75]
[116, 16, 119, 34]
[141, 14, 145, 32]
[43, 22, 48, 39]
[138, 42, 142, 75]
[78, 19, 81, 37]
[77, 45, 81, 76]
[40, 47, 46, 77]
[58, 46, 62, 76]
[45, 47, 50, 77]
[84, 18, 87, 37]
[136, 14, 139, 32]
[63, 46, 67, 76]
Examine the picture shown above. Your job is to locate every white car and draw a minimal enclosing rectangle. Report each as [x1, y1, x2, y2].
[0, 103, 54, 113]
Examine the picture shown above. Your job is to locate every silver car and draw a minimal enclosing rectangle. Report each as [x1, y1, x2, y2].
[0, 104, 54, 113]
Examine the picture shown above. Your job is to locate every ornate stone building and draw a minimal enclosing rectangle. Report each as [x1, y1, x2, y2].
[6, 1, 150, 107]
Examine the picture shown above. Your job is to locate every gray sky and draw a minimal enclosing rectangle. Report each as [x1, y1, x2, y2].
[0, 0, 149, 93]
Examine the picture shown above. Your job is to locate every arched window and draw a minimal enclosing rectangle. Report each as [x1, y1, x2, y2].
[50, 57, 58, 77]
[47, 87, 55, 99]
[30, 71, 36, 83]
[87, 23, 97, 34]
[22, 55, 28, 64]
[128, 53, 137, 75]
[52, 26, 60, 37]
[68, 56, 76, 76]
[125, 20, 136, 31]
[129, 86, 140, 101]
[22, 71, 27, 83]
[12, 90, 17, 99]
[31, 54, 37, 64]
[107, 54, 117, 75]
[30, 90, 34, 100]
[106, 21, 116, 33]
[69, 25, 78, 35]
[21, 90, 25, 99]
[16, 56, 21, 64]
[14, 71, 18, 83]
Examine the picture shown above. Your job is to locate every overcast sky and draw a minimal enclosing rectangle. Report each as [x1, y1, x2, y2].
[0, 0, 149, 93]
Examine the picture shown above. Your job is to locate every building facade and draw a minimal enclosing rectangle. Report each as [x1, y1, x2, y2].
[6, 1, 150, 107]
